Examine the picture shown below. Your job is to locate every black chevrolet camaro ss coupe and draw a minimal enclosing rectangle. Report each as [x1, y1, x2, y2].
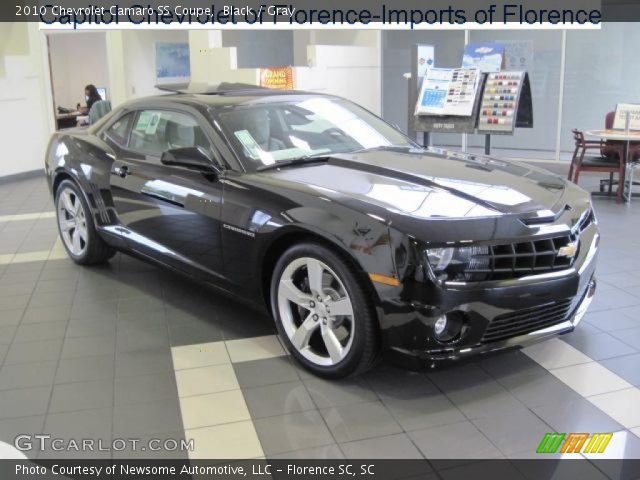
[45, 83, 598, 378]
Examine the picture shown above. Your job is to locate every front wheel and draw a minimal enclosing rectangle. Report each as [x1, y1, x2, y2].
[270, 242, 379, 378]
[55, 179, 115, 265]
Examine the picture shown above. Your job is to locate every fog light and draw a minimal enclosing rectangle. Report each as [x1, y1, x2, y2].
[433, 311, 466, 343]
[434, 316, 447, 335]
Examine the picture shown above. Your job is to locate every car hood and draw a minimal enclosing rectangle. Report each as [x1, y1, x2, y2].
[260, 147, 573, 223]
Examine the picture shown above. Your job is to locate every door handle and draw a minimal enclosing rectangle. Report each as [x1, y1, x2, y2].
[112, 165, 130, 178]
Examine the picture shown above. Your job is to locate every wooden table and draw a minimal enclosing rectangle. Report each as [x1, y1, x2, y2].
[585, 129, 640, 200]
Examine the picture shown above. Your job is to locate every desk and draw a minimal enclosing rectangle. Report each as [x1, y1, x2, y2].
[585, 129, 640, 199]
[55, 112, 81, 130]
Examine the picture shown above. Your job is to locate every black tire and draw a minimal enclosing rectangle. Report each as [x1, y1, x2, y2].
[270, 242, 379, 378]
[55, 179, 115, 265]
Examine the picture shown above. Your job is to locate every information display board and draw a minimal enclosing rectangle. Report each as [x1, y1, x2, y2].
[415, 68, 481, 117]
[477, 71, 533, 134]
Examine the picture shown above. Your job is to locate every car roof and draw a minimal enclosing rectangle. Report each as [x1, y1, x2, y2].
[122, 82, 330, 109]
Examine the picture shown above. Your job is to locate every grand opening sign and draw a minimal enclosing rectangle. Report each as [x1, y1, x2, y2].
[260, 67, 294, 90]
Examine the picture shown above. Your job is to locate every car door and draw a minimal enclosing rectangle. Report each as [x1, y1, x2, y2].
[108, 108, 226, 283]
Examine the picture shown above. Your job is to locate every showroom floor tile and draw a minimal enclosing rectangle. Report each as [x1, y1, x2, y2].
[1, 174, 640, 462]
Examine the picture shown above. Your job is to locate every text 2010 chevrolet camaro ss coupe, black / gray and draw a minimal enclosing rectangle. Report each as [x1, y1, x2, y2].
[45, 83, 598, 378]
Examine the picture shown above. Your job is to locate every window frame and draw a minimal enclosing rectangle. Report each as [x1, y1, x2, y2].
[98, 105, 232, 171]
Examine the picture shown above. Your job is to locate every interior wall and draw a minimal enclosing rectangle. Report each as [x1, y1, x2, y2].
[0, 24, 53, 177]
[222, 31, 295, 68]
[48, 32, 110, 109]
[121, 30, 190, 100]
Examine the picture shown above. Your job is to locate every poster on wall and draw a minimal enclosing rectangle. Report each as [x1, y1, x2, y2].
[260, 67, 294, 90]
[416, 45, 435, 79]
[155, 42, 190, 84]
[462, 43, 504, 73]
[415, 67, 481, 116]
[503, 40, 534, 71]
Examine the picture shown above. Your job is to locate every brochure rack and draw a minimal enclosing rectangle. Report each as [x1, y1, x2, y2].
[408, 44, 533, 155]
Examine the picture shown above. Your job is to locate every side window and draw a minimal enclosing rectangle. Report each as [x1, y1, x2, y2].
[104, 112, 134, 147]
[129, 110, 214, 160]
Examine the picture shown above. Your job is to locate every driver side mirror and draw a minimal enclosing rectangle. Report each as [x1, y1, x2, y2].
[161, 147, 222, 176]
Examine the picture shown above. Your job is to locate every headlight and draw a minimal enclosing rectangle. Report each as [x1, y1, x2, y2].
[425, 247, 454, 272]
[425, 245, 490, 282]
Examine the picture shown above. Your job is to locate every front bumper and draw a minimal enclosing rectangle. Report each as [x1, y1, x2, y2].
[379, 216, 599, 364]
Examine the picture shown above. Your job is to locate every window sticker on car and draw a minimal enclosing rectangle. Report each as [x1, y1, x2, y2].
[135, 111, 153, 131]
[234, 130, 263, 160]
[145, 113, 161, 135]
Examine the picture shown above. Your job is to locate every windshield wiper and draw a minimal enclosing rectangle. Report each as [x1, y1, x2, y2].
[256, 155, 331, 172]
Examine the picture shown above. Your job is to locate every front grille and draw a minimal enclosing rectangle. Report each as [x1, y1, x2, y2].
[481, 299, 573, 343]
[452, 209, 593, 282]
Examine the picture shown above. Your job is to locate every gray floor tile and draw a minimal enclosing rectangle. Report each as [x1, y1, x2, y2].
[22, 305, 71, 324]
[49, 379, 114, 413]
[562, 332, 637, 360]
[610, 326, 640, 350]
[600, 353, 640, 387]
[0, 309, 24, 326]
[55, 355, 115, 384]
[13, 321, 67, 343]
[268, 444, 345, 460]
[471, 410, 551, 456]
[244, 380, 316, 419]
[320, 401, 402, 443]
[65, 317, 117, 338]
[0, 360, 57, 391]
[60, 334, 115, 359]
[0, 344, 7, 364]
[116, 322, 169, 353]
[408, 421, 502, 460]
[114, 372, 178, 406]
[41, 408, 112, 459]
[0, 325, 17, 344]
[113, 399, 183, 437]
[0, 415, 45, 459]
[0, 294, 31, 312]
[0, 386, 51, 419]
[340, 433, 424, 459]
[4, 339, 63, 365]
[253, 410, 335, 456]
[532, 397, 624, 433]
[376, 381, 466, 432]
[115, 348, 174, 377]
[28, 291, 75, 309]
[304, 377, 378, 409]
[233, 356, 301, 388]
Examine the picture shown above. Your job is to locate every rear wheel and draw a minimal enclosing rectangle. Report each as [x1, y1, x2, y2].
[271, 242, 379, 378]
[55, 179, 115, 265]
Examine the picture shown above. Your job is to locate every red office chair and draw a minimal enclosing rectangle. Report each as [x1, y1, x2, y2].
[569, 129, 625, 202]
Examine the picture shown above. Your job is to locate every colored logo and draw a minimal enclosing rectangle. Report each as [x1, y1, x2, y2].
[537, 433, 612, 454]
[557, 241, 578, 259]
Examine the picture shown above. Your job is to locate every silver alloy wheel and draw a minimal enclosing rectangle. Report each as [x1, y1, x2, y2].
[277, 257, 355, 367]
[57, 187, 88, 257]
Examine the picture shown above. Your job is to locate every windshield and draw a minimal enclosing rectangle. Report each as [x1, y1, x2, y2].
[214, 96, 414, 171]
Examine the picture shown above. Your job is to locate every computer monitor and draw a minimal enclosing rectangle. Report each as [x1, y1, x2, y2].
[97, 87, 107, 101]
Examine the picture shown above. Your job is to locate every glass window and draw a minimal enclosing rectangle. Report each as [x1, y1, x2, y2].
[104, 112, 133, 147]
[128, 110, 213, 159]
[215, 97, 413, 171]
[561, 23, 640, 160]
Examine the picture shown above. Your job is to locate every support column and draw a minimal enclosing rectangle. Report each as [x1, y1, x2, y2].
[105, 31, 127, 107]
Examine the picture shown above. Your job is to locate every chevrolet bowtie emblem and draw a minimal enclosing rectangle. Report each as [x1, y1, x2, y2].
[557, 241, 578, 259]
